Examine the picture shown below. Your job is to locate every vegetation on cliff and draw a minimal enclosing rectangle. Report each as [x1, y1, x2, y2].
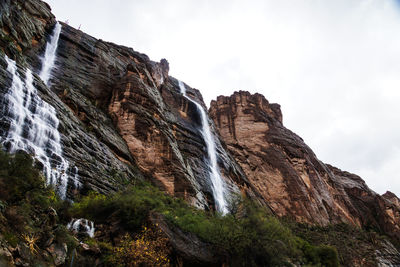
[67, 178, 340, 266]
[0, 150, 339, 266]
[0, 149, 77, 266]
[0, 150, 395, 266]
[286, 221, 399, 267]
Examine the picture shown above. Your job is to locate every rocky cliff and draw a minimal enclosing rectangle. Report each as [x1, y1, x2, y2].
[0, 0, 142, 198]
[1, 0, 400, 266]
[49, 21, 249, 209]
[209, 91, 400, 239]
[0, 0, 246, 209]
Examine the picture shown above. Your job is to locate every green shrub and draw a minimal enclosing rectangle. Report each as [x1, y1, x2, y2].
[299, 240, 339, 266]
[317, 245, 339, 267]
[0, 149, 340, 266]
[70, 185, 339, 266]
[55, 225, 79, 249]
[3, 231, 18, 247]
[0, 149, 76, 265]
[70, 183, 170, 231]
[0, 150, 44, 203]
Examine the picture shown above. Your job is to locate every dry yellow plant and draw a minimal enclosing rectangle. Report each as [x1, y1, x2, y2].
[111, 225, 171, 266]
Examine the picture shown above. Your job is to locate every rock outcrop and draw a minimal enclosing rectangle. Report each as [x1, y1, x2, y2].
[209, 91, 400, 240]
[0, 0, 55, 61]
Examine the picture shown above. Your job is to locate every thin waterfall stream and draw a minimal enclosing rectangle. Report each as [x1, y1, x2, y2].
[40, 22, 62, 86]
[179, 81, 228, 214]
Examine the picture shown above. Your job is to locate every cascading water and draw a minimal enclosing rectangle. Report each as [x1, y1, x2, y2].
[179, 81, 228, 214]
[40, 22, 81, 190]
[2, 56, 70, 198]
[39, 22, 62, 86]
[0, 21, 77, 198]
[67, 218, 95, 238]
[72, 166, 80, 188]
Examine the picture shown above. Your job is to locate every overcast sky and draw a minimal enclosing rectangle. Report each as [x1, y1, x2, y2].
[46, 0, 400, 197]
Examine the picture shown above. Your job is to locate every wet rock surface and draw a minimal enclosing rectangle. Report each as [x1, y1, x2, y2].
[0, 54, 142, 198]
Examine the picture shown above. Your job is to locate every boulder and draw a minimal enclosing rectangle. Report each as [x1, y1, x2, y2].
[47, 243, 67, 266]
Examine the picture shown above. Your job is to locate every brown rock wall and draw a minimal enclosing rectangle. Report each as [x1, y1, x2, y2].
[210, 91, 400, 239]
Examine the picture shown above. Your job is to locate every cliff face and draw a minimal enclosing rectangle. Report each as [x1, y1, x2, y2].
[0, 0, 143, 197]
[0, 0, 245, 208]
[1, 0, 400, 254]
[0, 0, 55, 61]
[49, 22, 246, 209]
[209, 91, 400, 239]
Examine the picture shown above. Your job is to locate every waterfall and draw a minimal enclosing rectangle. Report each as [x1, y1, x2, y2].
[67, 218, 95, 238]
[2, 56, 70, 198]
[39, 22, 62, 86]
[0, 22, 80, 198]
[38, 21, 80, 192]
[0, 22, 77, 198]
[179, 81, 228, 214]
[72, 166, 80, 188]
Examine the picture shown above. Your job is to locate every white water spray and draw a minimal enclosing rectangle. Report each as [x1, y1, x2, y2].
[67, 218, 95, 238]
[3, 56, 70, 198]
[39, 22, 61, 86]
[179, 81, 228, 214]
[73, 166, 80, 188]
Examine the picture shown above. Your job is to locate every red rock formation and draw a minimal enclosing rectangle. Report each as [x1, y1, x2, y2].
[383, 191, 400, 210]
[1, 0, 246, 206]
[32, 19, 245, 208]
[210, 91, 400, 239]
[106, 66, 244, 209]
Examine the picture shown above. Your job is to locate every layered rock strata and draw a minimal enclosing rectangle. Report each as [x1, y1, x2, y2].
[0, 0, 246, 208]
[209, 91, 400, 239]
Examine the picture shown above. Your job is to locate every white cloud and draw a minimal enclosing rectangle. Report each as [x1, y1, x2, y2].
[46, 0, 400, 196]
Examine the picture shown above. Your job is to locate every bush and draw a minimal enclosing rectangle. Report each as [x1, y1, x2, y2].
[288, 221, 377, 266]
[318, 245, 339, 267]
[0, 150, 44, 203]
[70, 185, 339, 266]
[163, 199, 337, 266]
[70, 183, 170, 231]
[0, 150, 76, 265]
[109, 225, 171, 266]
[54, 225, 79, 249]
